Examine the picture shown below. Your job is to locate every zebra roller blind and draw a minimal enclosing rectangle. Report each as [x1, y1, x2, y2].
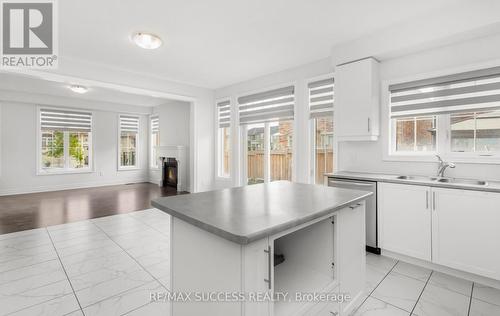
[238, 86, 294, 125]
[40, 108, 92, 132]
[389, 66, 500, 118]
[217, 100, 230, 128]
[151, 115, 159, 133]
[308, 78, 334, 118]
[120, 115, 139, 133]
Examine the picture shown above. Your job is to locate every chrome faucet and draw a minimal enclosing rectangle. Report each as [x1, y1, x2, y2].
[436, 155, 456, 177]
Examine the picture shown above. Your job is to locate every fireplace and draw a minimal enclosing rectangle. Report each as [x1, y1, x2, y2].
[156, 146, 188, 192]
[161, 157, 178, 189]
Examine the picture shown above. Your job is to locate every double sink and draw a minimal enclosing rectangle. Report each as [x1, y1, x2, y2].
[396, 175, 488, 186]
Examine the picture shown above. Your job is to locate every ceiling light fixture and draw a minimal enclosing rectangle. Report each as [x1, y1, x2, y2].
[132, 32, 162, 50]
[69, 84, 88, 94]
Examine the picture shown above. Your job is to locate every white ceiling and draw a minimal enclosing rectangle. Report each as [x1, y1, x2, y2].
[58, 0, 469, 89]
[0, 73, 171, 107]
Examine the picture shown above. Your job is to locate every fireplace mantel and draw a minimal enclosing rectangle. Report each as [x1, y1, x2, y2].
[156, 145, 188, 192]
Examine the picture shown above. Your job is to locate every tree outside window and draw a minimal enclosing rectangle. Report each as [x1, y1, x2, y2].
[42, 130, 90, 170]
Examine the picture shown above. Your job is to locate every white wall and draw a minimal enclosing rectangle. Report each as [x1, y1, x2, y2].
[24, 57, 215, 193]
[0, 101, 150, 195]
[149, 101, 191, 186]
[338, 33, 500, 181]
[214, 58, 333, 189]
[213, 32, 500, 187]
[156, 101, 190, 146]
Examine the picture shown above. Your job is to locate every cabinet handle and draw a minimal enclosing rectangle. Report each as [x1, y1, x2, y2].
[367, 118, 371, 132]
[349, 202, 362, 209]
[264, 246, 271, 290]
[432, 192, 436, 211]
[426, 191, 429, 210]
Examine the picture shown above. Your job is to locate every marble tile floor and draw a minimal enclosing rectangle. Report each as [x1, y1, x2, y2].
[1, 208, 500, 316]
[0, 208, 171, 316]
[352, 253, 500, 316]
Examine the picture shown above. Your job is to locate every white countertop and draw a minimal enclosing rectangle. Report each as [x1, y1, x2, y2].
[152, 181, 371, 244]
[326, 171, 500, 193]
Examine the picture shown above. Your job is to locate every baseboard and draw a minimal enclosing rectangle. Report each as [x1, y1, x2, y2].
[382, 249, 500, 290]
[0, 178, 150, 196]
[366, 246, 381, 255]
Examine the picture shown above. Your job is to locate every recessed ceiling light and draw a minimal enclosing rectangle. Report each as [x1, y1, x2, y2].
[132, 32, 162, 50]
[69, 85, 88, 94]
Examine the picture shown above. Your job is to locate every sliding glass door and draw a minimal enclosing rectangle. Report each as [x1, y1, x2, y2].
[247, 123, 265, 185]
[270, 120, 293, 182]
[245, 121, 293, 184]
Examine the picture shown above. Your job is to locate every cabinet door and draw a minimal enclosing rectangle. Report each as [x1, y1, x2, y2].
[337, 204, 366, 315]
[335, 57, 379, 141]
[303, 286, 340, 316]
[432, 188, 500, 280]
[242, 238, 271, 316]
[378, 183, 431, 261]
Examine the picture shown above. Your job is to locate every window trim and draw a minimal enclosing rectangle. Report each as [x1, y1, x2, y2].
[383, 63, 500, 164]
[117, 114, 140, 171]
[149, 114, 160, 170]
[306, 73, 335, 184]
[36, 106, 95, 176]
[215, 98, 231, 179]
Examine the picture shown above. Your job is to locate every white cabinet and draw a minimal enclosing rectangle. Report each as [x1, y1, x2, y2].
[334, 57, 380, 141]
[378, 183, 500, 281]
[170, 205, 366, 316]
[378, 183, 432, 261]
[432, 188, 500, 280]
[243, 238, 272, 316]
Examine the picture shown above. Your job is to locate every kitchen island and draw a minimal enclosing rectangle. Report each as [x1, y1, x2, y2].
[152, 181, 371, 316]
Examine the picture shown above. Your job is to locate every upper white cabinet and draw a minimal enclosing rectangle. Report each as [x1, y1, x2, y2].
[335, 57, 380, 141]
[432, 188, 500, 281]
[378, 183, 432, 261]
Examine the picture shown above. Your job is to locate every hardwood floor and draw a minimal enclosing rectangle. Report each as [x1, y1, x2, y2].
[0, 183, 186, 234]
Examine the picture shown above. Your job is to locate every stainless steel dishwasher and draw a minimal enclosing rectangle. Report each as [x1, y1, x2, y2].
[328, 177, 380, 254]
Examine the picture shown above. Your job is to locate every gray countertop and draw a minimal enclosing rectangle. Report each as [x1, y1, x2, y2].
[326, 171, 500, 193]
[152, 181, 371, 245]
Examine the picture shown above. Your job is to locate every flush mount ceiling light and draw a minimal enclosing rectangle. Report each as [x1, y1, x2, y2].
[132, 32, 162, 50]
[69, 84, 88, 94]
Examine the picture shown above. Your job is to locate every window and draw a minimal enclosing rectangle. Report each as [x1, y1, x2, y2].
[393, 116, 436, 153]
[39, 108, 92, 173]
[451, 111, 500, 153]
[313, 117, 333, 184]
[389, 66, 500, 160]
[247, 123, 265, 184]
[119, 115, 139, 169]
[270, 120, 293, 181]
[150, 115, 160, 168]
[239, 86, 294, 184]
[309, 78, 334, 184]
[217, 100, 231, 177]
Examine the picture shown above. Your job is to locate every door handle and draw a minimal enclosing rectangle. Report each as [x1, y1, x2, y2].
[328, 180, 374, 188]
[264, 246, 271, 290]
